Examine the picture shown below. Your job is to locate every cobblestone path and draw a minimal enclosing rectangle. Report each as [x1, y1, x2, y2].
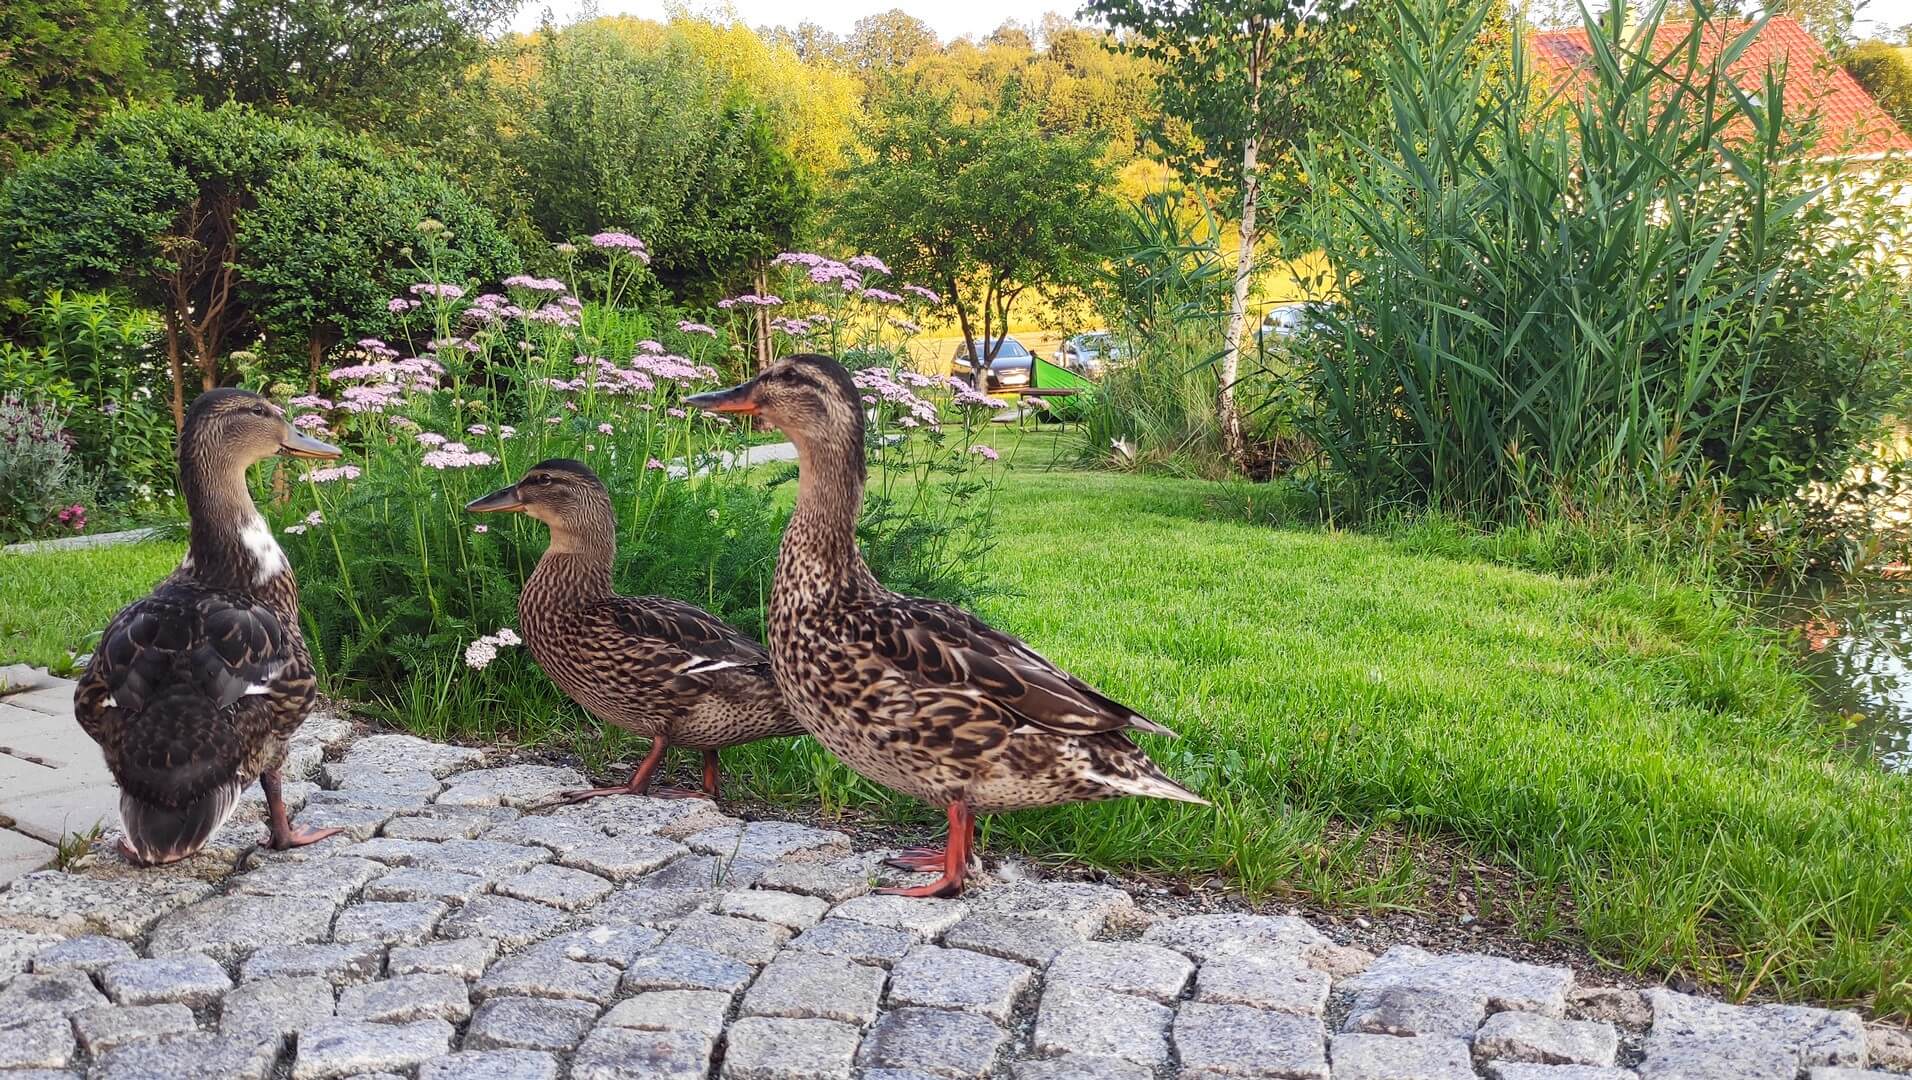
[0, 714, 1907, 1079]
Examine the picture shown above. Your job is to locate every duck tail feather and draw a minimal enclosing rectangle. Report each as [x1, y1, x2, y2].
[118, 778, 243, 866]
[1089, 764, 1211, 806]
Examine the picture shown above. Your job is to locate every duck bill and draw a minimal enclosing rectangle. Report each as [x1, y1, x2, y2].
[466, 484, 526, 514]
[278, 430, 341, 459]
[685, 379, 760, 416]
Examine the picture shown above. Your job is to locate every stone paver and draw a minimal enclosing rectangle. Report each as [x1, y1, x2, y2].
[1, 699, 1897, 1080]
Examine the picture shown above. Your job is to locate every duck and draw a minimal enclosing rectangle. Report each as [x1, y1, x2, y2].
[687, 355, 1207, 897]
[466, 459, 803, 801]
[74, 388, 346, 865]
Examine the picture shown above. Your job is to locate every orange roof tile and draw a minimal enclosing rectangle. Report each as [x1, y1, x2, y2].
[1528, 17, 1912, 156]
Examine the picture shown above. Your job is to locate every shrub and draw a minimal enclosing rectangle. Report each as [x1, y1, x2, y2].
[0, 395, 92, 541]
[269, 236, 1004, 752]
[1296, 0, 1912, 539]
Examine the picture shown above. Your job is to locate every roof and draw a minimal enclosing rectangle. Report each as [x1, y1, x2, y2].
[1528, 17, 1912, 156]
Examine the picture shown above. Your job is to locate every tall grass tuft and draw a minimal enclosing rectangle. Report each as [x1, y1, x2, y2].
[1298, 0, 1912, 533]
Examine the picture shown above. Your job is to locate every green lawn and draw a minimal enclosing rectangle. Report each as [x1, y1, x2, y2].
[5, 448, 1908, 1016]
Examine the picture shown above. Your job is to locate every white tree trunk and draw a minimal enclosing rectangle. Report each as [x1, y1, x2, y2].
[1220, 79, 1261, 470]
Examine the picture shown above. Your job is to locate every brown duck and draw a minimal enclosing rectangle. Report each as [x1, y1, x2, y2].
[74, 389, 345, 865]
[687, 355, 1206, 897]
[467, 459, 801, 800]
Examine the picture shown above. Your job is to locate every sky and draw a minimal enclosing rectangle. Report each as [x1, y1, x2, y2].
[508, 0, 1065, 39]
[1858, 0, 1912, 38]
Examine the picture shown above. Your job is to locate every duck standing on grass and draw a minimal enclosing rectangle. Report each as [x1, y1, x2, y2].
[467, 459, 803, 801]
[74, 389, 346, 865]
[687, 355, 1207, 897]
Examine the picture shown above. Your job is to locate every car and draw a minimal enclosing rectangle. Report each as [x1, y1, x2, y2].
[951, 337, 1034, 390]
[1054, 331, 1125, 374]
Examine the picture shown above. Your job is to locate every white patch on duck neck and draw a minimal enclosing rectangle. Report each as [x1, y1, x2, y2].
[237, 513, 290, 584]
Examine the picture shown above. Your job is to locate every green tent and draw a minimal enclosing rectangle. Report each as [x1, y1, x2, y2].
[1033, 357, 1095, 390]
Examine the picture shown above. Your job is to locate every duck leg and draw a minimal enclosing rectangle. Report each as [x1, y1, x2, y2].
[700, 750, 722, 799]
[259, 767, 343, 850]
[878, 801, 974, 898]
[556, 737, 710, 803]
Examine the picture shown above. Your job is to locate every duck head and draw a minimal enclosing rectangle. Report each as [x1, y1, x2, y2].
[685, 354, 865, 455]
[182, 388, 341, 470]
[467, 458, 614, 551]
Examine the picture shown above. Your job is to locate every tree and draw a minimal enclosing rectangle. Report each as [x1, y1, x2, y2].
[848, 10, 940, 84]
[1847, 40, 1912, 132]
[833, 87, 1119, 389]
[1085, 0, 1369, 469]
[0, 0, 157, 171]
[138, 0, 516, 131]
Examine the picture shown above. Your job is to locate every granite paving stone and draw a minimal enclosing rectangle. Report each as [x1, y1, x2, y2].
[857, 1007, 1009, 1079]
[146, 893, 338, 961]
[1031, 983, 1173, 1066]
[620, 944, 756, 994]
[557, 835, 687, 881]
[964, 880, 1136, 937]
[1012, 1057, 1155, 1080]
[475, 951, 621, 1003]
[1568, 987, 1652, 1028]
[684, 820, 851, 861]
[382, 805, 520, 841]
[71, 1003, 198, 1055]
[943, 913, 1083, 966]
[28, 934, 136, 977]
[92, 1032, 278, 1080]
[363, 867, 488, 904]
[239, 942, 384, 986]
[752, 862, 871, 902]
[570, 1025, 713, 1080]
[0, 930, 60, 982]
[742, 951, 887, 1025]
[434, 764, 586, 807]
[717, 887, 831, 929]
[1173, 1002, 1330, 1080]
[218, 976, 337, 1047]
[436, 894, 568, 948]
[462, 995, 601, 1052]
[1341, 945, 1577, 1017]
[1193, 954, 1332, 1016]
[229, 856, 387, 904]
[496, 863, 614, 910]
[337, 971, 473, 1022]
[831, 894, 969, 939]
[334, 733, 484, 779]
[1476, 1010, 1622, 1066]
[101, 955, 231, 1006]
[290, 803, 396, 841]
[1342, 985, 1488, 1038]
[0, 871, 215, 937]
[723, 1015, 861, 1080]
[1486, 1067, 1641, 1080]
[1046, 940, 1192, 1004]
[789, 917, 917, 966]
[665, 911, 793, 964]
[292, 1017, 454, 1079]
[419, 1049, 562, 1080]
[531, 925, 665, 969]
[1330, 1033, 1478, 1080]
[305, 786, 437, 813]
[585, 887, 714, 929]
[544, 797, 710, 837]
[1140, 913, 1330, 965]
[0, 1018, 75, 1070]
[388, 938, 497, 981]
[600, 990, 733, 1037]
[638, 852, 773, 889]
[332, 898, 450, 945]
[888, 944, 1034, 1023]
[480, 816, 606, 852]
[0, 970, 109, 1019]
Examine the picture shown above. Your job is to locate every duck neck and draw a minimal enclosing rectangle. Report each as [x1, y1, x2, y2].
[783, 426, 877, 596]
[180, 448, 285, 591]
[527, 499, 616, 608]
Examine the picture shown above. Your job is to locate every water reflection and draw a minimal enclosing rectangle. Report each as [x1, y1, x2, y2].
[1763, 585, 1912, 772]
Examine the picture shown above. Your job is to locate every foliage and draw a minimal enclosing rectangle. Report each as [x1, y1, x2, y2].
[137, 0, 515, 131]
[494, 21, 812, 301]
[0, 290, 174, 505]
[1294, 0, 1912, 540]
[0, 0, 157, 172]
[1846, 40, 1912, 132]
[0, 394, 93, 541]
[267, 236, 1003, 741]
[832, 87, 1119, 384]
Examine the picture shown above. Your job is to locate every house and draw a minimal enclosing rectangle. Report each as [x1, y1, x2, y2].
[1528, 16, 1912, 158]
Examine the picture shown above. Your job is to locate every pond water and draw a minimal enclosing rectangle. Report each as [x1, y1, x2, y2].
[1762, 584, 1912, 772]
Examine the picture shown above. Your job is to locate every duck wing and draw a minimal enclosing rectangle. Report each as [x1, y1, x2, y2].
[851, 596, 1175, 739]
[575, 596, 772, 690]
[76, 586, 310, 804]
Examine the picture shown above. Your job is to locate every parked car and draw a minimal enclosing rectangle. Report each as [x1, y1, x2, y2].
[951, 337, 1034, 390]
[1257, 303, 1320, 341]
[1054, 331, 1125, 374]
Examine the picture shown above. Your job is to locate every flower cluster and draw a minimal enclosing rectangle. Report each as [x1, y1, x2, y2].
[421, 441, 495, 470]
[853, 368, 941, 428]
[302, 464, 361, 483]
[410, 282, 467, 300]
[55, 503, 86, 532]
[717, 293, 782, 310]
[948, 379, 1011, 411]
[591, 232, 650, 263]
[677, 320, 717, 337]
[463, 627, 523, 670]
[503, 275, 568, 294]
[283, 510, 325, 535]
[902, 284, 942, 304]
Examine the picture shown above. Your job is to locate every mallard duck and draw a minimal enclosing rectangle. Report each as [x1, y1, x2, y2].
[74, 389, 344, 865]
[687, 355, 1206, 897]
[467, 459, 802, 801]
